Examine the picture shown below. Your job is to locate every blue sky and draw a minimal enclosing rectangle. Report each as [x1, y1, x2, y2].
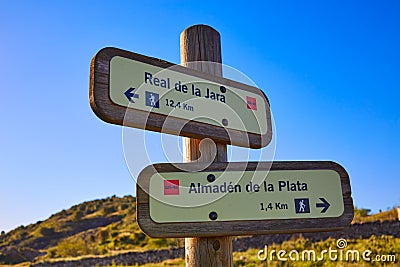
[1, 1, 399, 232]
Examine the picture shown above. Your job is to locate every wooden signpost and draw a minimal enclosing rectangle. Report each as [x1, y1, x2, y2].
[136, 161, 354, 237]
[89, 24, 354, 267]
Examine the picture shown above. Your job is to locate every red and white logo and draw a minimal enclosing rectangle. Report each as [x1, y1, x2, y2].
[164, 180, 180, 195]
[246, 96, 257, 110]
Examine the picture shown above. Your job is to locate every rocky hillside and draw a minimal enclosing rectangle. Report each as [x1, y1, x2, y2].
[0, 196, 397, 265]
[0, 196, 182, 264]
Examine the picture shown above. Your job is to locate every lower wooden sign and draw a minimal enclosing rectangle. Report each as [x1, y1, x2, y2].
[136, 161, 354, 237]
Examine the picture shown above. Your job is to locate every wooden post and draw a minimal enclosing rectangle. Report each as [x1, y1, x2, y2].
[180, 25, 232, 267]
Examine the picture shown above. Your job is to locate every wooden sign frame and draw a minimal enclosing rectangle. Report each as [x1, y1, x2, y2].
[89, 47, 272, 148]
[136, 161, 354, 238]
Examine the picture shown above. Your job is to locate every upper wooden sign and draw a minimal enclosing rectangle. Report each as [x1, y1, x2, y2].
[90, 47, 272, 148]
[136, 161, 354, 238]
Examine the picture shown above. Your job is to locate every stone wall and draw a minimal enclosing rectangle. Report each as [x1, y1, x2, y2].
[32, 248, 184, 267]
[32, 221, 400, 267]
[233, 220, 400, 252]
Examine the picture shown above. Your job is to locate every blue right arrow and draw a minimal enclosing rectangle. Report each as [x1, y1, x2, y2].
[124, 87, 139, 103]
[316, 198, 330, 213]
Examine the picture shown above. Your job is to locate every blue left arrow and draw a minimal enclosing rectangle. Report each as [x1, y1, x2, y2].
[124, 87, 139, 103]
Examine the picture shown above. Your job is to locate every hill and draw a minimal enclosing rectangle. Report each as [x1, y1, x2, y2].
[353, 206, 398, 223]
[0, 196, 181, 264]
[0, 196, 398, 265]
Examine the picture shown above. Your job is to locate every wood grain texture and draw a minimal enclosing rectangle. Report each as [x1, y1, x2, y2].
[89, 46, 272, 148]
[180, 24, 222, 76]
[136, 161, 354, 238]
[180, 24, 232, 267]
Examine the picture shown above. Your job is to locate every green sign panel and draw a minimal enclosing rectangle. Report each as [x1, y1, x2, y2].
[149, 169, 343, 223]
[137, 161, 354, 238]
[90, 47, 272, 148]
[110, 56, 268, 135]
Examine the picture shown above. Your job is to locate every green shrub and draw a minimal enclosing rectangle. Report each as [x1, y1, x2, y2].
[55, 238, 97, 257]
[148, 238, 168, 248]
[40, 227, 55, 236]
[354, 207, 371, 217]
[72, 210, 84, 221]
